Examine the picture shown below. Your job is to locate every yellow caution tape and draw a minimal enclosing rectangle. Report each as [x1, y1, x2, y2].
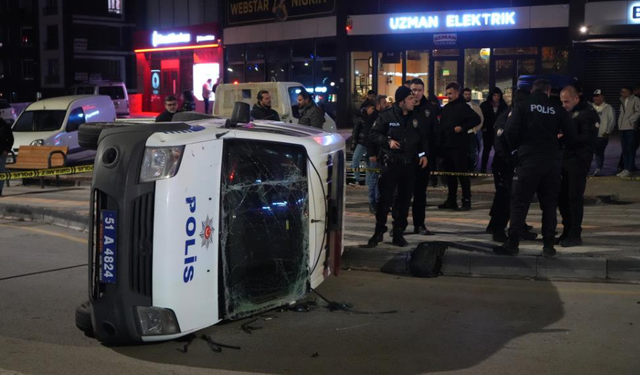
[0, 165, 94, 181]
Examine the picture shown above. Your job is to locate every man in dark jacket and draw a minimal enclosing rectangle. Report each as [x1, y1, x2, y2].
[480, 87, 508, 173]
[367, 86, 429, 247]
[495, 79, 577, 257]
[350, 101, 372, 187]
[437, 82, 481, 211]
[0, 118, 14, 197]
[155, 95, 179, 122]
[251, 90, 280, 121]
[408, 78, 439, 235]
[297, 91, 325, 129]
[557, 86, 599, 247]
[358, 96, 386, 213]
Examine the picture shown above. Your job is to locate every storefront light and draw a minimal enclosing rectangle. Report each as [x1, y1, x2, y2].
[579, 26, 588, 34]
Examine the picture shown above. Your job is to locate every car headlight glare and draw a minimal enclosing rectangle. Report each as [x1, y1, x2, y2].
[136, 306, 180, 336]
[139, 146, 185, 183]
[30, 139, 44, 146]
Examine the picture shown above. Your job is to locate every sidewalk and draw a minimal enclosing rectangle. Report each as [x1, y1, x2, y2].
[1, 173, 639, 283]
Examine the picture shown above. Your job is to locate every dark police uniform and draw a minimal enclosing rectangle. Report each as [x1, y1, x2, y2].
[501, 91, 577, 253]
[369, 104, 429, 244]
[558, 100, 599, 245]
[410, 97, 439, 232]
[488, 108, 514, 238]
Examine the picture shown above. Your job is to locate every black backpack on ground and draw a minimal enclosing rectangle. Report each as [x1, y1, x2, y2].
[409, 242, 448, 278]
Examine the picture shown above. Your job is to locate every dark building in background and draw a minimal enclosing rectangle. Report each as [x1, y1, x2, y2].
[0, 0, 40, 103]
[38, 0, 138, 99]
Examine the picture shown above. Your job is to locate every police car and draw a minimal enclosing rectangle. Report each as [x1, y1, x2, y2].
[79, 105, 345, 344]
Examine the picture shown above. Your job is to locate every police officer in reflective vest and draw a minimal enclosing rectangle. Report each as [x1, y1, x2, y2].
[495, 79, 577, 257]
[368, 86, 429, 247]
[557, 85, 599, 247]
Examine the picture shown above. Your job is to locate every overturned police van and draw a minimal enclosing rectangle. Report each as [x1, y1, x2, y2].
[77, 105, 345, 344]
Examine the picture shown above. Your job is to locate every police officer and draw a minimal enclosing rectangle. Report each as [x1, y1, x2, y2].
[557, 86, 599, 247]
[408, 78, 439, 235]
[368, 86, 429, 247]
[495, 79, 577, 257]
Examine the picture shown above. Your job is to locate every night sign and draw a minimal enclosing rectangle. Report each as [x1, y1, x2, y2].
[152, 31, 191, 47]
[390, 11, 516, 30]
[631, 3, 640, 24]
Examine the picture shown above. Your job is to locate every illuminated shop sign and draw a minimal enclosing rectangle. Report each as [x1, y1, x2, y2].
[389, 11, 517, 31]
[152, 31, 191, 47]
[631, 3, 640, 24]
[196, 34, 216, 42]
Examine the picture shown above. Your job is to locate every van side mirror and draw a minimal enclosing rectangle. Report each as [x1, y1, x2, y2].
[230, 102, 250, 124]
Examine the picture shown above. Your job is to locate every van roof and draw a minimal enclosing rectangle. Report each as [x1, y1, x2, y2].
[26, 95, 112, 110]
[70, 81, 125, 87]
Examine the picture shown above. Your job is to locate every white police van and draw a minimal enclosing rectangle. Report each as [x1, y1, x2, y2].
[81, 105, 345, 344]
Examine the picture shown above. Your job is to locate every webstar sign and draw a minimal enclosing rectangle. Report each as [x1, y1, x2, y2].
[389, 12, 517, 30]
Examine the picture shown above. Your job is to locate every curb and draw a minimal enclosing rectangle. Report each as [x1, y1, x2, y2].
[343, 246, 640, 283]
[0, 203, 90, 232]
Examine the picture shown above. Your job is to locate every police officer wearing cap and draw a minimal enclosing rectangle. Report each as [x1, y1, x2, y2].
[557, 85, 599, 247]
[368, 86, 429, 247]
[495, 79, 577, 257]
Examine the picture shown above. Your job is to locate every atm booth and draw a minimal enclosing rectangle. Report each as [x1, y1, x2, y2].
[134, 23, 223, 113]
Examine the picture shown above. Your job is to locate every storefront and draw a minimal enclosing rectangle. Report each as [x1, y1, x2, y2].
[347, 5, 571, 112]
[574, 1, 640, 110]
[134, 23, 222, 113]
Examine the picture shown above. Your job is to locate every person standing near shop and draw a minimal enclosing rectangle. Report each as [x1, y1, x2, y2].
[617, 86, 640, 177]
[557, 86, 599, 248]
[463, 88, 484, 171]
[297, 91, 325, 129]
[155, 95, 179, 122]
[350, 101, 372, 186]
[0, 118, 14, 197]
[438, 83, 481, 211]
[251, 90, 280, 121]
[367, 86, 428, 247]
[480, 88, 508, 173]
[409, 78, 439, 235]
[180, 90, 196, 112]
[494, 79, 576, 257]
[591, 89, 615, 176]
[202, 78, 213, 114]
[361, 95, 387, 214]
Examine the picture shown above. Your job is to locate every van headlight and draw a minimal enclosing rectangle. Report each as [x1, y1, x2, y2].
[30, 139, 44, 146]
[136, 306, 180, 336]
[139, 146, 185, 183]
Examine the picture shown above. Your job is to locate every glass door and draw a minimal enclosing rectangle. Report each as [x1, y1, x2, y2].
[434, 60, 458, 105]
[495, 59, 515, 105]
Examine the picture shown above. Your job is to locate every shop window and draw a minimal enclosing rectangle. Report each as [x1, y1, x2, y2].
[292, 39, 315, 60]
[316, 38, 336, 59]
[315, 60, 337, 119]
[542, 46, 569, 74]
[434, 60, 458, 101]
[464, 48, 490, 102]
[493, 47, 538, 56]
[267, 62, 289, 82]
[377, 52, 403, 98]
[432, 49, 459, 57]
[247, 43, 266, 61]
[291, 60, 313, 89]
[267, 41, 290, 61]
[406, 50, 429, 87]
[517, 59, 536, 77]
[246, 63, 265, 83]
[495, 60, 514, 105]
[226, 45, 246, 63]
[351, 52, 373, 114]
[226, 63, 245, 83]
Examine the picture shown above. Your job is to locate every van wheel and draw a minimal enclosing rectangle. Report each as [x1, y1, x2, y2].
[78, 123, 128, 150]
[75, 300, 95, 337]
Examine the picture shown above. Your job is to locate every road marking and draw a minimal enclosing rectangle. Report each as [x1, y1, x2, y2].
[0, 223, 86, 244]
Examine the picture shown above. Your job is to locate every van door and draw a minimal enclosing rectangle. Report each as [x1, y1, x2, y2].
[98, 86, 128, 116]
[285, 84, 337, 132]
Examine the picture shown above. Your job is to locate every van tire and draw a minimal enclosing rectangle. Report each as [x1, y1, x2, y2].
[78, 123, 128, 150]
[75, 300, 95, 337]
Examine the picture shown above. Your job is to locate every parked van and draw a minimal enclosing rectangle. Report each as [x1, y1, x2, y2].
[213, 82, 337, 132]
[11, 95, 117, 164]
[77, 107, 345, 344]
[68, 81, 129, 117]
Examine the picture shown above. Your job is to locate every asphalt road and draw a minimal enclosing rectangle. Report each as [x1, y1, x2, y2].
[1, 218, 639, 375]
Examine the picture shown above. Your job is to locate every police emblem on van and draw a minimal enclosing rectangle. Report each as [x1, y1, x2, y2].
[200, 215, 215, 249]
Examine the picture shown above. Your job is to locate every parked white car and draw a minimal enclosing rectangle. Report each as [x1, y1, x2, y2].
[11, 95, 117, 164]
[79, 106, 345, 344]
[0, 99, 17, 125]
[214, 82, 337, 133]
[68, 81, 130, 117]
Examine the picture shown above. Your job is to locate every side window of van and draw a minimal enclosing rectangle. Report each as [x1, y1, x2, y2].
[67, 107, 86, 132]
[288, 87, 304, 119]
[98, 87, 125, 100]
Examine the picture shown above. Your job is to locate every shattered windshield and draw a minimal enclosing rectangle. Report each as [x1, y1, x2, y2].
[221, 139, 309, 319]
